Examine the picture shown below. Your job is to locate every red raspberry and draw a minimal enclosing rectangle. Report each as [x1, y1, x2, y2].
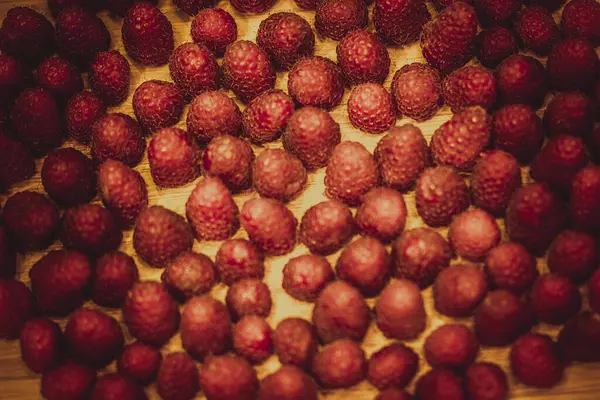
[288, 56, 344, 109]
[293, 0, 320, 8]
[336, 29, 390, 85]
[34, 56, 83, 101]
[242, 89, 295, 144]
[547, 37, 599, 92]
[174, 0, 217, 14]
[256, 12, 315, 71]
[105, 0, 159, 16]
[148, 128, 201, 188]
[415, 369, 465, 400]
[561, 0, 600, 46]
[424, 323, 479, 369]
[55, 7, 111, 66]
[375, 279, 427, 340]
[252, 148, 307, 202]
[122, 3, 174, 66]
[223, 40, 275, 103]
[216, 239, 264, 286]
[161, 251, 217, 301]
[367, 343, 418, 390]
[0, 55, 28, 110]
[282, 255, 334, 302]
[89, 51, 130, 106]
[20, 318, 63, 374]
[241, 198, 298, 256]
[495, 54, 548, 107]
[558, 312, 600, 362]
[191, 8, 237, 57]
[299, 200, 354, 254]
[91, 113, 146, 167]
[312, 339, 367, 388]
[132, 80, 184, 133]
[373, 0, 431, 46]
[156, 352, 200, 400]
[90, 373, 147, 400]
[186, 90, 242, 143]
[475, 290, 533, 346]
[41, 361, 96, 400]
[448, 209, 501, 261]
[531, 273, 582, 324]
[230, 0, 275, 12]
[485, 242, 538, 293]
[474, 0, 522, 25]
[273, 318, 318, 368]
[60, 204, 122, 257]
[547, 229, 598, 282]
[442, 66, 497, 113]
[232, 315, 274, 364]
[169, 42, 219, 100]
[198, 355, 259, 400]
[376, 389, 412, 400]
[590, 268, 600, 313]
[475, 26, 518, 68]
[570, 166, 600, 233]
[92, 251, 139, 308]
[434, 264, 489, 317]
[492, 104, 544, 161]
[226, 278, 272, 320]
[544, 91, 595, 137]
[66, 91, 106, 143]
[0, 7, 56, 65]
[465, 363, 508, 400]
[355, 188, 407, 242]
[431, 106, 492, 171]
[315, 0, 368, 40]
[390, 63, 443, 121]
[514, 6, 560, 55]
[203, 135, 254, 191]
[181, 296, 232, 360]
[118, 342, 162, 385]
[510, 333, 564, 388]
[347, 83, 396, 134]
[0, 228, 16, 278]
[416, 167, 470, 227]
[0, 279, 33, 339]
[283, 107, 341, 170]
[258, 366, 318, 400]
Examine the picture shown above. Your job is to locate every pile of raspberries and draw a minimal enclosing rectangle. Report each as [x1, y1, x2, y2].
[0, 0, 599, 398]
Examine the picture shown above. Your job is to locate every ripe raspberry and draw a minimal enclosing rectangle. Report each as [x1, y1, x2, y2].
[118, 342, 162, 385]
[293, 0, 320, 8]
[588, 124, 600, 163]
[161, 251, 217, 301]
[526, 0, 564, 10]
[92, 251, 139, 308]
[336, 237, 391, 296]
[558, 311, 600, 362]
[283, 254, 334, 302]
[41, 361, 96, 400]
[547, 229, 598, 282]
[283, 106, 341, 169]
[530, 134, 588, 194]
[122, 3, 174, 66]
[258, 366, 318, 400]
[390, 63, 443, 121]
[374, 124, 429, 191]
[60, 204, 122, 257]
[376, 279, 427, 340]
[90, 373, 147, 400]
[506, 182, 567, 255]
[367, 343, 418, 390]
[0, 279, 32, 339]
[186, 177, 239, 241]
[34, 56, 83, 101]
[531, 273, 581, 324]
[376, 389, 412, 400]
[495, 55, 548, 107]
[448, 209, 501, 261]
[132, 80, 184, 133]
[514, 6, 560, 55]
[273, 318, 318, 368]
[203, 135, 253, 191]
[89, 50, 131, 106]
[191, 8, 237, 57]
[257, 13, 315, 71]
[66, 91, 106, 143]
[65, 308, 124, 367]
[55, 7, 111, 66]
[424, 324, 479, 369]
[336, 29, 390, 85]
[123, 281, 179, 346]
[475, 26, 518, 68]
[421, 2, 478, 73]
[544, 91, 595, 137]
[347, 83, 396, 134]
[253, 149, 306, 201]
[474, 0, 521, 25]
[313, 281, 370, 342]
[134, 206, 193, 267]
[0, 54, 28, 110]
[97, 160, 148, 229]
[174, 0, 217, 14]
[475, 290, 533, 346]
[442, 66, 497, 113]
[570, 166, 600, 233]
[492, 104, 544, 161]
[510, 333, 564, 388]
[169, 42, 219, 100]
[11, 88, 63, 156]
[186, 90, 242, 143]
[465, 363, 508, 400]
[41, 148, 96, 208]
[198, 355, 259, 400]
[105, 0, 159, 16]
[415, 167, 470, 227]
[431, 106, 492, 171]
[470, 150, 521, 216]
[288, 56, 344, 109]
[216, 239, 264, 286]
[434, 264, 489, 317]
[223, 40, 275, 103]
[325, 141, 379, 206]
[355, 188, 406, 242]
[561, 0, 600, 46]
[373, 0, 431, 46]
[485, 242, 538, 293]
[315, 0, 368, 40]
[240, 198, 298, 256]
[1, 191, 59, 252]
[0, 7, 56, 65]
[156, 352, 200, 400]
[242, 89, 295, 144]
[226, 278, 272, 320]
[415, 369, 465, 400]
[181, 296, 232, 360]
[20, 318, 63, 374]
[547, 37, 599, 92]
[91, 113, 146, 167]
[230, 0, 275, 12]
[29, 250, 92, 316]
[0, 228, 16, 278]
[312, 339, 367, 388]
[148, 128, 201, 188]
[299, 200, 354, 254]
[392, 227, 451, 288]
[232, 315, 273, 364]
[591, 270, 600, 313]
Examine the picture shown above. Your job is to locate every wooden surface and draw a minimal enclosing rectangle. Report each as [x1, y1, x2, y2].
[1, 0, 600, 399]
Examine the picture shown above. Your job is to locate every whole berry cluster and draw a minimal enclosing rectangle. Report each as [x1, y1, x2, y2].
[0, 0, 599, 399]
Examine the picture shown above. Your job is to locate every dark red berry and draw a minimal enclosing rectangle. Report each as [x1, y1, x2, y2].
[122, 3, 174, 66]
[514, 6, 560, 55]
[448, 209, 501, 261]
[424, 323, 479, 369]
[55, 7, 111, 66]
[65, 91, 106, 143]
[118, 342, 162, 386]
[336, 237, 391, 297]
[485, 241, 538, 293]
[242, 89, 295, 144]
[92, 251, 139, 308]
[226, 278, 272, 320]
[367, 343, 418, 390]
[181, 296, 232, 360]
[347, 83, 396, 134]
[547, 37, 599, 92]
[161, 251, 217, 301]
[60, 204, 122, 257]
[434, 264, 489, 317]
[531, 273, 582, 324]
[191, 8, 237, 57]
[273, 318, 318, 368]
[203, 135, 254, 192]
[169, 42, 219, 100]
[186, 90, 242, 143]
[232, 315, 273, 364]
[20, 318, 63, 374]
[495, 55, 548, 107]
[355, 187, 406, 242]
[216, 239, 264, 286]
[314, 0, 368, 41]
[390, 63, 443, 122]
[91, 113, 146, 167]
[89, 50, 131, 106]
[132, 80, 185, 133]
[510, 333, 564, 388]
[312, 339, 367, 388]
[492, 104, 544, 161]
[0, 7, 56, 65]
[442, 66, 497, 113]
[282, 254, 334, 302]
[476, 26, 518, 68]
[336, 29, 390, 84]
[34, 56, 83, 101]
[299, 200, 355, 255]
[288, 56, 344, 110]
[148, 128, 201, 188]
[475, 290, 533, 346]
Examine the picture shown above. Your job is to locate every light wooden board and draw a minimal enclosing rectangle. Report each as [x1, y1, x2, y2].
[1, 0, 600, 399]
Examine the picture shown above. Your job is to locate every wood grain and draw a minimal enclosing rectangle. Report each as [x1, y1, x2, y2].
[1, 0, 600, 399]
